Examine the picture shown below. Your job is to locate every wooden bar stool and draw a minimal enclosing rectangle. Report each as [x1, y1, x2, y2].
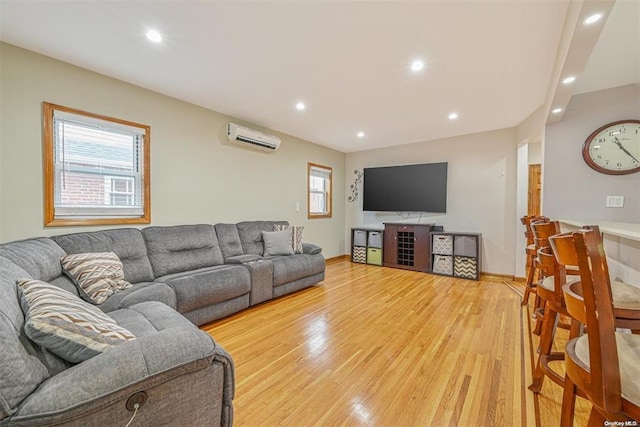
[529, 220, 580, 393]
[561, 226, 640, 332]
[556, 229, 640, 426]
[520, 215, 548, 306]
[549, 229, 640, 426]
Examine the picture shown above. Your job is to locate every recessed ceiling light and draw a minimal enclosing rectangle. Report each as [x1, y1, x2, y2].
[448, 112, 458, 120]
[552, 108, 563, 114]
[295, 102, 306, 111]
[562, 76, 576, 84]
[583, 13, 603, 25]
[146, 29, 162, 43]
[411, 60, 424, 72]
[357, 131, 365, 138]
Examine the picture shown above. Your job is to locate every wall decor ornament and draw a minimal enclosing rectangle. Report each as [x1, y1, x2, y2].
[348, 170, 363, 202]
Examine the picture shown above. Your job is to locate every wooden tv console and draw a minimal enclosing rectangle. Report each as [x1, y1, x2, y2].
[383, 223, 442, 272]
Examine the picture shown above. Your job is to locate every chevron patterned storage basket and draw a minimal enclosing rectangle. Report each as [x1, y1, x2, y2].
[432, 255, 453, 275]
[432, 234, 453, 255]
[352, 246, 367, 263]
[454, 256, 478, 280]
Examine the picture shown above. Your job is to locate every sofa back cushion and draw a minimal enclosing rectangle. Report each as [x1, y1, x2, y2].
[0, 257, 50, 420]
[214, 223, 244, 259]
[236, 221, 289, 255]
[54, 229, 154, 284]
[143, 225, 224, 277]
[0, 238, 66, 283]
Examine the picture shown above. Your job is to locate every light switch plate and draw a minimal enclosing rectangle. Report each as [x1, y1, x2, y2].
[606, 196, 624, 208]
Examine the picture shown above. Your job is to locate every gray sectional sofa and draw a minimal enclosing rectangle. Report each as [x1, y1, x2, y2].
[0, 220, 325, 426]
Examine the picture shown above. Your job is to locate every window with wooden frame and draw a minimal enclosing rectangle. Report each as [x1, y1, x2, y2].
[308, 163, 332, 219]
[43, 102, 150, 226]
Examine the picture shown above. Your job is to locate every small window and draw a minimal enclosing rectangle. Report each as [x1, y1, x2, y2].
[43, 102, 150, 226]
[308, 163, 332, 219]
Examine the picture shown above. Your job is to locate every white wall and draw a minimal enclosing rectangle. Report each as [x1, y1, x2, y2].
[543, 84, 640, 222]
[0, 43, 346, 257]
[528, 143, 541, 164]
[514, 144, 530, 278]
[345, 128, 518, 275]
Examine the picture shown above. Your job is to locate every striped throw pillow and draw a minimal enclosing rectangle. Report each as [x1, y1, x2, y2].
[273, 225, 304, 254]
[17, 279, 136, 363]
[61, 252, 132, 304]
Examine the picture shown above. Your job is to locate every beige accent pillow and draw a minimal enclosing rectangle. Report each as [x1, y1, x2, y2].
[61, 252, 132, 304]
[18, 279, 136, 363]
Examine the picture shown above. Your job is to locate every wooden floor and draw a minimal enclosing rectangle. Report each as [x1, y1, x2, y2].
[202, 260, 590, 426]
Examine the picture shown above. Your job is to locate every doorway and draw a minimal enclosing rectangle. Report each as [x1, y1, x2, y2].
[528, 164, 541, 216]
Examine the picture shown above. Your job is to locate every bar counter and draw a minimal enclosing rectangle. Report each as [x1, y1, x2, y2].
[559, 220, 640, 286]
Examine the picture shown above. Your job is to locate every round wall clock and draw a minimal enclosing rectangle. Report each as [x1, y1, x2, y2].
[582, 119, 640, 175]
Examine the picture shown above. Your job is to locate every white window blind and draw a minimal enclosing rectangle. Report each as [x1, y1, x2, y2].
[309, 165, 331, 215]
[53, 110, 145, 218]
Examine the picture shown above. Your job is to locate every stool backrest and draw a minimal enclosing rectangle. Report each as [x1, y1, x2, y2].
[566, 229, 621, 416]
[521, 216, 549, 246]
[531, 220, 560, 251]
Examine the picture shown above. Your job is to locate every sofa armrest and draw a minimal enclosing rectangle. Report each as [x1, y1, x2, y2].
[302, 243, 322, 255]
[12, 327, 234, 425]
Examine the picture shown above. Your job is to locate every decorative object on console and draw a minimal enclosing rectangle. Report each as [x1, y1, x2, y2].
[273, 224, 304, 253]
[582, 119, 640, 175]
[61, 252, 132, 304]
[347, 170, 363, 202]
[17, 279, 136, 363]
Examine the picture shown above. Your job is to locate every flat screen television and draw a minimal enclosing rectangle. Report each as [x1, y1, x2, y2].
[362, 162, 448, 212]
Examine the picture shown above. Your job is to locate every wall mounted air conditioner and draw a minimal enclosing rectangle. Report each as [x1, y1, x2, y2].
[226, 122, 281, 151]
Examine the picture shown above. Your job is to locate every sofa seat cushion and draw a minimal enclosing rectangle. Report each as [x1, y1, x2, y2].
[270, 254, 326, 287]
[54, 229, 155, 283]
[107, 301, 196, 338]
[97, 282, 177, 313]
[143, 225, 225, 277]
[157, 265, 251, 314]
[18, 279, 136, 363]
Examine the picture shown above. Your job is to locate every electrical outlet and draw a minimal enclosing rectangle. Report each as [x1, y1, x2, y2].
[606, 196, 624, 208]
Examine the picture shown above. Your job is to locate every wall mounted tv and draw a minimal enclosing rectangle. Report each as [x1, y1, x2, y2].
[362, 162, 448, 213]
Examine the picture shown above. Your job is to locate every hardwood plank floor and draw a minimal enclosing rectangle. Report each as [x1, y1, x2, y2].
[201, 260, 589, 426]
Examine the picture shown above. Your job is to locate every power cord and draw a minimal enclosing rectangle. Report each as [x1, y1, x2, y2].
[125, 403, 139, 427]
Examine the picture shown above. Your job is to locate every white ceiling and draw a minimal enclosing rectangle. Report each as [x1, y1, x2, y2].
[0, 1, 636, 153]
[574, 0, 639, 95]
